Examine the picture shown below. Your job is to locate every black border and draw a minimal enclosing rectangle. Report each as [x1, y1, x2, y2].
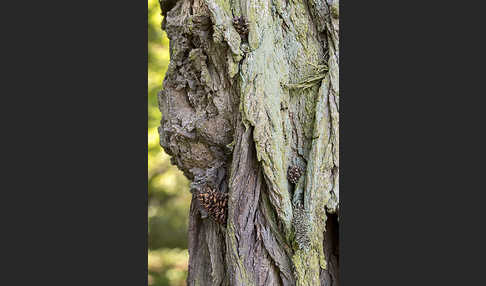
[6, 1, 148, 284]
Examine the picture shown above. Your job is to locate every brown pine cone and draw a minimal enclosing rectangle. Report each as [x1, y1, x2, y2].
[287, 165, 304, 184]
[197, 185, 228, 225]
[232, 16, 249, 37]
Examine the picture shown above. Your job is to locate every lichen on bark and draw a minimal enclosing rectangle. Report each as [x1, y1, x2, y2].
[158, 0, 339, 284]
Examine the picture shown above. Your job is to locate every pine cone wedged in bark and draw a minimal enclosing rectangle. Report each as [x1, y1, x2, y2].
[287, 165, 304, 184]
[197, 185, 228, 225]
[232, 16, 248, 37]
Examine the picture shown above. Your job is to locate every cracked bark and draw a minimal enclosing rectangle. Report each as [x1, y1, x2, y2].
[157, 0, 339, 285]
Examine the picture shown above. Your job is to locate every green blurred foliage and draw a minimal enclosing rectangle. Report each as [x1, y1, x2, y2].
[148, 248, 189, 286]
[148, 0, 191, 285]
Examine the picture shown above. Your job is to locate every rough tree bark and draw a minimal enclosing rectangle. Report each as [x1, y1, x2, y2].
[157, 0, 339, 284]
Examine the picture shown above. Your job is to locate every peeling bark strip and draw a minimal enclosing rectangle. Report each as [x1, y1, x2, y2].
[158, 0, 339, 284]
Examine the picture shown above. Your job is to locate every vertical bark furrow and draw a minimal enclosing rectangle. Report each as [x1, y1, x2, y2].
[320, 213, 339, 286]
[324, 0, 339, 215]
[187, 199, 227, 285]
[226, 122, 293, 285]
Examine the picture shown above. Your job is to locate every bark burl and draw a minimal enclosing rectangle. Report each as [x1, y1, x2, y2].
[157, 0, 339, 285]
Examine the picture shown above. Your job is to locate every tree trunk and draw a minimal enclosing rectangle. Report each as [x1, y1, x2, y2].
[157, 0, 339, 284]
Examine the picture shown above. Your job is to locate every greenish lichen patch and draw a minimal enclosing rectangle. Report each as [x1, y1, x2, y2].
[237, 5, 338, 285]
[225, 222, 256, 285]
[283, 63, 328, 91]
[204, 0, 241, 52]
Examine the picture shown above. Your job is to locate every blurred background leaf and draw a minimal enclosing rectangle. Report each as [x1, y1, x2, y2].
[148, 0, 190, 285]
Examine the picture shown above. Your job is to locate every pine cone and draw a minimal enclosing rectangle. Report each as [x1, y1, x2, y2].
[197, 185, 228, 225]
[232, 16, 249, 37]
[287, 165, 304, 184]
